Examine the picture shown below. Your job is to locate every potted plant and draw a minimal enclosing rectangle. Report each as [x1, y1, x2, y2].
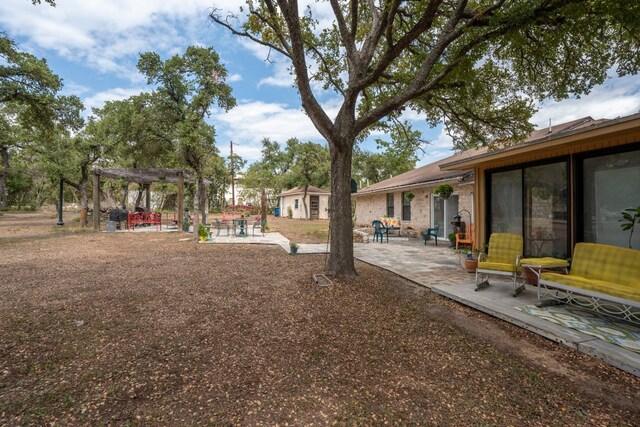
[447, 232, 456, 247]
[434, 184, 454, 199]
[463, 250, 478, 273]
[198, 224, 209, 242]
[620, 207, 640, 248]
[290, 242, 299, 255]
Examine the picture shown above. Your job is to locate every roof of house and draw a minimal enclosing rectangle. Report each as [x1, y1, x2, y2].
[278, 185, 330, 197]
[440, 114, 640, 170]
[353, 149, 480, 196]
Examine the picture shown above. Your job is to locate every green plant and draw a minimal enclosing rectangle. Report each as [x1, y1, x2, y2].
[198, 224, 208, 239]
[289, 242, 299, 249]
[619, 207, 640, 248]
[447, 232, 456, 245]
[434, 184, 454, 199]
[287, 206, 293, 219]
[404, 192, 415, 202]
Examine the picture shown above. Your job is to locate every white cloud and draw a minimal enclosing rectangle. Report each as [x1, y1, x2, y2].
[83, 87, 148, 113]
[61, 81, 91, 96]
[0, 0, 243, 82]
[532, 74, 640, 128]
[212, 98, 344, 161]
[227, 73, 242, 83]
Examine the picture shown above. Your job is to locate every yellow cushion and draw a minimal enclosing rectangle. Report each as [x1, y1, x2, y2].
[541, 272, 640, 303]
[478, 262, 517, 273]
[486, 233, 523, 265]
[520, 257, 569, 267]
[570, 243, 640, 288]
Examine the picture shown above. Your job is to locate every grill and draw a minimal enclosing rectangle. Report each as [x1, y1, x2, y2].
[108, 208, 128, 228]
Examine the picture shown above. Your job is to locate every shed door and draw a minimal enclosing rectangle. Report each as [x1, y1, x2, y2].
[310, 196, 320, 219]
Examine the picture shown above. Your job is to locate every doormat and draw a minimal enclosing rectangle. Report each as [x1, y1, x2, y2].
[515, 305, 640, 353]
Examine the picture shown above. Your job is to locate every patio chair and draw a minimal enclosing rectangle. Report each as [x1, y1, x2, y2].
[423, 224, 440, 246]
[475, 233, 524, 296]
[214, 219, 231, 236]
[371, 220, 388, 243]
[456, 223, 474, 250]
[252, 218, 265, 237]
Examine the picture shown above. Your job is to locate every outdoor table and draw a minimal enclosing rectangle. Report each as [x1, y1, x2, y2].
[233, 218, 248, 237]
[519, 257, 569, 301]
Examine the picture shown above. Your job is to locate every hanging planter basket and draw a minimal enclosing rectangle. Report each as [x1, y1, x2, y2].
[434, 184, 454, 200]
[404, 192, 415, 202]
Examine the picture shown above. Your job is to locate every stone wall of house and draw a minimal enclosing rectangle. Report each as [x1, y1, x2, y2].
[353, 181, 475, 237]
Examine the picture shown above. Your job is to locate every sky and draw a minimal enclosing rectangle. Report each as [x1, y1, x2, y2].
[2, 0, 640, 167]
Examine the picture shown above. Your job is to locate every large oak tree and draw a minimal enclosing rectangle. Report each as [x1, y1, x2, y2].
[211, 0, 640, 278]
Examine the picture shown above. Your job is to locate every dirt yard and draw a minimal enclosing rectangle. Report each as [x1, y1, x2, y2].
[1, 211, 639, 425]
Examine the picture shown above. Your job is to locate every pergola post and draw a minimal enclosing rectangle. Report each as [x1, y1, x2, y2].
[93, 172, 100, 231]
[145, 185, 151, 211]
[177, 171, 184, 230]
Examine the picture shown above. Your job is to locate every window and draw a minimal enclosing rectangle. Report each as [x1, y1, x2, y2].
[294, 199, 299, 209]
[488, 160, 568, 258]
[582, 148, 640, 249]
[402, 192, 411, 221]
[386, 193, 394, 217]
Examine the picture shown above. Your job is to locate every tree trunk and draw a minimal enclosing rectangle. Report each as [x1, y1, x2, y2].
[198, 177, 206, 224]
[325, 143, 357, 277]
[261, 188, 267, 232]
[79, 179, 88, 228]
[302, 184, 309, 219]
[0, 146, 8, 209]
[135, 185, 144, 209]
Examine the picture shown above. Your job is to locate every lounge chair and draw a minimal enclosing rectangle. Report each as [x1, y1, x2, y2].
[475, 233, 523, 296]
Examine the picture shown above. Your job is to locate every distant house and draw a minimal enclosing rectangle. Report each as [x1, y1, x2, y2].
[278, 186, 331, 219]
[440, 114, 640, 257]
[352, 151, 479, 238]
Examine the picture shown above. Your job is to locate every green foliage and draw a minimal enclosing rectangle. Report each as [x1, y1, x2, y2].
[198, 223, 209, 239]
[434, 184, 454, 197]
[619, 207, 640, 248]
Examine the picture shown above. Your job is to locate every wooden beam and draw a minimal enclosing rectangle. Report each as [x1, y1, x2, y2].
[93, 172, 100, 231]
[177, 171, 184, 230]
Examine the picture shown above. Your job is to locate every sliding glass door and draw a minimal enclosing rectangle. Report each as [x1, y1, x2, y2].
[489, 160, 568, 258]
[582, 149, 640, 249]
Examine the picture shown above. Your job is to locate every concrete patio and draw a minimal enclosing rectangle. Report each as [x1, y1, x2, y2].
[200, 231, 640, 376]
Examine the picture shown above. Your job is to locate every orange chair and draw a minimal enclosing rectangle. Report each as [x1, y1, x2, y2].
[456, 223, 474, 251]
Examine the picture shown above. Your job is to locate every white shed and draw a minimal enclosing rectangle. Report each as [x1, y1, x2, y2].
[278, 186, 330, 219]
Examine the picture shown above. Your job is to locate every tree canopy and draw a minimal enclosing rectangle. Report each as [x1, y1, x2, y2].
[211, 0, 640, 277]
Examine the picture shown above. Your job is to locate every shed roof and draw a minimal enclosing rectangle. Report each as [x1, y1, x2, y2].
[278, 185, 330, 197]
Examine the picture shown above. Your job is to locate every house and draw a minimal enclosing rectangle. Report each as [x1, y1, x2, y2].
[352, 151, 481, 238]
[439, 113, 640, 257]
[278, 186, 331, 219]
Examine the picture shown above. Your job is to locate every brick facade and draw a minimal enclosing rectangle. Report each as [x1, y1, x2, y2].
[354, 181, 474, 237]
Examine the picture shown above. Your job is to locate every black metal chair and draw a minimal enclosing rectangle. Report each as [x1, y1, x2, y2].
[423, 224, 440, 246]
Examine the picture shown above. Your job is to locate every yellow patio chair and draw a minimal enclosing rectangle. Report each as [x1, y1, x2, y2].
[475, 233, 524, 296]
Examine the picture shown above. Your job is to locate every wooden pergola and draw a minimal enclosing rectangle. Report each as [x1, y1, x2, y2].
[92, 168, 193, 231]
